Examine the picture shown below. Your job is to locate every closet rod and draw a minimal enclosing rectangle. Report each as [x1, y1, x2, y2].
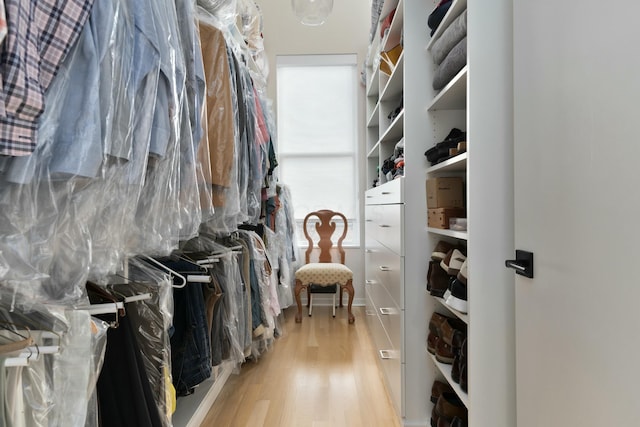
[76, 301, 125, 315]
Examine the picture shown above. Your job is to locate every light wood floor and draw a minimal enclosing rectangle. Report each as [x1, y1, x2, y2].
[202, 305, 402, 427]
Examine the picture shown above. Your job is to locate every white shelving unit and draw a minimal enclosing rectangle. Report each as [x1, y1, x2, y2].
[364, 0, 514, 425]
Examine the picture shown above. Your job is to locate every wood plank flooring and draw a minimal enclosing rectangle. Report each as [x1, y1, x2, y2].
[201, 306, 402, 427]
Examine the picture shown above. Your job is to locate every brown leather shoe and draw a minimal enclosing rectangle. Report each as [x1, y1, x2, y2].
[432, 240, 454, 261]
[428, 261, 450, 297]
[431, 380, 454, 403]
[451, 354, 461, 383]
[435, 339, 455, 364]
[429, 312, 450, 335]
[460, 363, 467, 393]
[440, 318, 467, 349]
[427, 331, 440, 354]
[434, 392, 467, 423]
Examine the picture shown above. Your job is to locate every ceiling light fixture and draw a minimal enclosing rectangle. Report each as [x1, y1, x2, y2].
[291, 0, 334, 26]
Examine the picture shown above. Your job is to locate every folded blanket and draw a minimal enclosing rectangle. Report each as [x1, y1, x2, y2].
[431, 10, 467, 66]
[432, 36, 467, 91]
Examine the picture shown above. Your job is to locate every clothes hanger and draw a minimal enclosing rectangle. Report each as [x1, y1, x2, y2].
[0, 322, 35, 355]
[142, 255, 187, 288]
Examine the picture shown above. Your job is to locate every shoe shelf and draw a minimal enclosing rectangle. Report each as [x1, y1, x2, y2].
[428, 66, 467, 112]
[427, 351, 469, 408]
[427, 152, 467, 174]
[434, 296, 468, 324]
[427, 227, 468, 241]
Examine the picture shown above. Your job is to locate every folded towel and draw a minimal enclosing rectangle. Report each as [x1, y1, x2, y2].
[431, 10, 467, 66]
[432, 37, 467, 91]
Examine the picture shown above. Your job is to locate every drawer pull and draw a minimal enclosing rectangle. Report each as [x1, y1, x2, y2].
[366, 195, 373, 198]
[379, 224, 391, 228]
[379, 307, 394, 315]
[379, 350, 393, 360]
[365, 219, 373, 222]
[379, 266, 391, 272]
[365, 249, 373, 253]
[365, 280, 375, 284]
[381, 191, 392, 195]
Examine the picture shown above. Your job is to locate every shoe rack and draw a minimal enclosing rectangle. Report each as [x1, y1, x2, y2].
[364, 0, 515, 425]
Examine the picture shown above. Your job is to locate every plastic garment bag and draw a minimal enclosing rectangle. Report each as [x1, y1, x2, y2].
[0, 290, 108, 427]
[197, 0, 237, 24]
[98, 259, 174, 426]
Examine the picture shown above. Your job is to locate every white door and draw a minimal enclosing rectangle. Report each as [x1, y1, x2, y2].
[513, 1, 640, 426]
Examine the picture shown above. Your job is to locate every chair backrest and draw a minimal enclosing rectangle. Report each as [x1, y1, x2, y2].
[302, 210, 348, 265]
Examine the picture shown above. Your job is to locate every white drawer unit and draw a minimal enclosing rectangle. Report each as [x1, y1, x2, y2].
[371, 246, 403, 310]
[365, 204, 404, 256]
[364, 178, 404, 205]
[366, 290, 402, 416]
[364, 183, 405, 419]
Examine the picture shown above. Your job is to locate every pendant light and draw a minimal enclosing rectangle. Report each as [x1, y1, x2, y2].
[291, 0, 334, 26]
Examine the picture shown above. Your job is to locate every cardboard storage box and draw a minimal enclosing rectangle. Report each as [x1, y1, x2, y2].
[428, 208, 466, 229]
[426, 177, 465, 208]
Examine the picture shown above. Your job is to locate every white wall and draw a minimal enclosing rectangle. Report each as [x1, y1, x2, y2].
[255, 0, 371, 305]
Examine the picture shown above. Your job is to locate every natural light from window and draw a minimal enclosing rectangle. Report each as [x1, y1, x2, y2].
[276, 54, 359, 246]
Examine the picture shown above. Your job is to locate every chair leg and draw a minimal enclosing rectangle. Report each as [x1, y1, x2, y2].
[332, 293, 336, 317]
[294, 279, 306, 323]
[341, 279, 355, 324]
[308, 294, 313, 317]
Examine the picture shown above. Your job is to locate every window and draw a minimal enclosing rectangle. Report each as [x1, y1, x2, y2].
[276, 54, 359, 246]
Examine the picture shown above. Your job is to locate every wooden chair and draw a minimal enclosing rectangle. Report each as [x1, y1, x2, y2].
[294, 210, 355, 324]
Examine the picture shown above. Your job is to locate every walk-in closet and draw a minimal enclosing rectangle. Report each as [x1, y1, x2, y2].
[1, 0, 639, 426]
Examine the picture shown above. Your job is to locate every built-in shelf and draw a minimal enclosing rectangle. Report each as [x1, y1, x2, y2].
[427, 152, 467, 174]
[367, 67, 380, 97]
[384, 0, 404, 50]
[428, 352, 469, 408]
[380, 55, 404, 101]
[428, 66, 467, 111]
[427, 227, 468, 240]
[434, 296, 469, 324]
[368, 141, 381, 158]
[380, 110, 404, 143]
[368, 103, 380, 128]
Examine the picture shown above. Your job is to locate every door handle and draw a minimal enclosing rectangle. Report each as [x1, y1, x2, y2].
[505, 250, 534, 278]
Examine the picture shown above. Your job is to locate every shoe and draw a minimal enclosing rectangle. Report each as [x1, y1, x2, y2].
[451, 354, 461, 383]
[431, 240, 454, 261]
[427, 331, 440, 354]
[434, 392, 467, 423]
[445, 279, 468, 313]
[460, 363, 467, 393]
[441, 249, 466, 276]
[431, 380, 454, 403]
[428, 312, 450, 335]
[456, 258, 467, 285]
[440, 318, 467, 349]
[459, 339, 468, 392]
[435, 339, 455, 364]
[428, 261, 450, 297]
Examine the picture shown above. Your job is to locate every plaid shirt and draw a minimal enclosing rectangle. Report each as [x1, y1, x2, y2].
[0, 0, 94, 156]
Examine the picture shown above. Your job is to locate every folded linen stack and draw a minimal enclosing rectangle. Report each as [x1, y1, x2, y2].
[430, 10, 467, 90]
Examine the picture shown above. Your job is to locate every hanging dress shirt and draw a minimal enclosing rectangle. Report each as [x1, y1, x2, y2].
[0, 0, 95, 156]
